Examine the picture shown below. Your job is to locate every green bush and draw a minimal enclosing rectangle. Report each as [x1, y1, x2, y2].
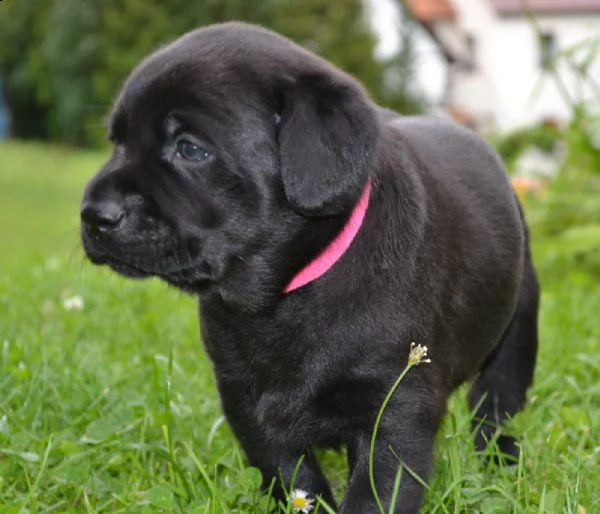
[522, 109, 600, 279]
[0, 0, 52, 140]
[0, 0, 425, 147]
[494, 123, 563, 173]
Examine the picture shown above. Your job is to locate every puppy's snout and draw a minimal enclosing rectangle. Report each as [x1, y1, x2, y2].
[81, 200, 126, 235]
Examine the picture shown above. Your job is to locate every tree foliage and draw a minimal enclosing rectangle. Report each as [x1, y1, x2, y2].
[0, 0, 426, 146]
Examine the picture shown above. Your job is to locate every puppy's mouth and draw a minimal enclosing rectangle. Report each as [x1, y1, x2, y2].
[83, 238, 215, 291]
[79, 202, 225, 292]
[87, 251, 151, 279]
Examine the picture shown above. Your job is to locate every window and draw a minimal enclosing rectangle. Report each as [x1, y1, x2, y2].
[540, 32, 556, 70]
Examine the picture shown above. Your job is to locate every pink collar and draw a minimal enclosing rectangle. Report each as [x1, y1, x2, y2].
[284, 178, 372, 293]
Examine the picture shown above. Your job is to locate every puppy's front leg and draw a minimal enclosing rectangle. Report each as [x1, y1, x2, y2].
[216, 378, 336, 507]
[341, 390, 445, 514]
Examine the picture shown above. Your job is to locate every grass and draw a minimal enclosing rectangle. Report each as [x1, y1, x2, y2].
[0, 140, 598, 513]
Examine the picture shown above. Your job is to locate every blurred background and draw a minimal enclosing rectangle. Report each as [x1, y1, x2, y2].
[0, 0, 599, 276]
[1, 2, 600, 512]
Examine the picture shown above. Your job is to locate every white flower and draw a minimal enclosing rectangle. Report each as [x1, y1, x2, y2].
[289, 489, 314, 513]
[408, 342, 431, 367]
[62, 295, 84, 311]
[45, 257, 60, 271]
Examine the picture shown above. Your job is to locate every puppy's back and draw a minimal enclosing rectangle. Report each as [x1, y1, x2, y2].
[389, 117, 521, 237]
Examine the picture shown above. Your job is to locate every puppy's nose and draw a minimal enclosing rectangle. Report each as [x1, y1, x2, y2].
[81, 200, 125, 233]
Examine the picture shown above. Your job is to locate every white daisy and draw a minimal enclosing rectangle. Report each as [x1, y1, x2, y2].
[289, 489, 314, 513]
[62, 295, 84, 311]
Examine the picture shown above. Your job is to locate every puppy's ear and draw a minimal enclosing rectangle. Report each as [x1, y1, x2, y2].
[277, 73, 379, 216]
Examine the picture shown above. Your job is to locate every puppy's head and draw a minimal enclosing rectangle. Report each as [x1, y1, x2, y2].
[80, 22, 379, 300]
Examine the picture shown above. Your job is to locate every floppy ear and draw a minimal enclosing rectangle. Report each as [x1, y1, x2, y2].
[277, 73, 379, 217]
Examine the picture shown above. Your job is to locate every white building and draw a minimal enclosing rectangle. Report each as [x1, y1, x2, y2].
[404, 0, 600, 132]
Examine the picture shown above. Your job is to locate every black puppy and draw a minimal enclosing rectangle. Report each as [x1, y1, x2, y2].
[80, 22, 539, 513]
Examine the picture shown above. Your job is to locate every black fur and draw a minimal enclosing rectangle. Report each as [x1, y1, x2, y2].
[80, 22, 539, 513]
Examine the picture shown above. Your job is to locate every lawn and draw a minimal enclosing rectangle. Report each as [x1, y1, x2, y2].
[0, 140, 598, 513]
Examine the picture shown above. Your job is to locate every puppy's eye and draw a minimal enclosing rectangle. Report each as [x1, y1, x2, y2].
[176, 140, 209, 161]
